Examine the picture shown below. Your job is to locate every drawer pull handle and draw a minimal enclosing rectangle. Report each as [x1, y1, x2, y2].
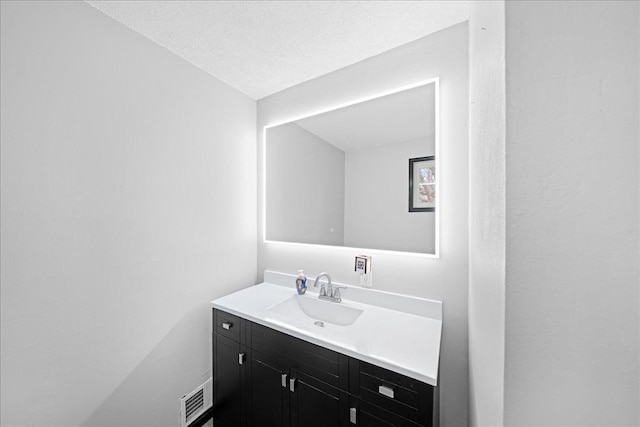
[349, 407, 357, 424]
[238, 352, 245, 365]
[222, 322, 233, 330]
[281, 373, 287, 388]
[289, 378, 296, 392]
[378, 385, 394, 399]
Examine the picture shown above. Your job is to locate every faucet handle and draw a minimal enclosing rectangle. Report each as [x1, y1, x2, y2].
[332, 285, 347, 300]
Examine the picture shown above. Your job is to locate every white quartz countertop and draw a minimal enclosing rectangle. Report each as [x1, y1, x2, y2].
[210, 271, 442, 386]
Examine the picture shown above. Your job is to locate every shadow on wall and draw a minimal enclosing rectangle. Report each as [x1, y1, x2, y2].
[82, 307, 212, 427]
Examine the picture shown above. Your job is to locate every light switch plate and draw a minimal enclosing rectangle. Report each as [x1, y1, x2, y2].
[355, 255, 372, 287]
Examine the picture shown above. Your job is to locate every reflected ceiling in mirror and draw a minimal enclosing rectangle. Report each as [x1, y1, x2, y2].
[264, 79, 439, 255]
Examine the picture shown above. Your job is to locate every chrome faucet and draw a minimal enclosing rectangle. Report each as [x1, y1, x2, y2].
[313, 272, 331, 296]
[313, 272, 346, 303]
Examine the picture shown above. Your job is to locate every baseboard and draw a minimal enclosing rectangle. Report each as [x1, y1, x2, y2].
[188, 407, 213, 427]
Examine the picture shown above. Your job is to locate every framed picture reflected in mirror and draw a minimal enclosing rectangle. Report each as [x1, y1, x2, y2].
[409, 156, 435, 212]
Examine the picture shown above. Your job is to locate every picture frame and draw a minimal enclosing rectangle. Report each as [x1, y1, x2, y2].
[409, 156, 436, 212]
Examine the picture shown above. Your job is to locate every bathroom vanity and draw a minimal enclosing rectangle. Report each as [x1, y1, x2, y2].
[211, 271, 442, 427]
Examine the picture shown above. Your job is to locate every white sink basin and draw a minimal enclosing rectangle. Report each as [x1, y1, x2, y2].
[267, 295, 364, 326]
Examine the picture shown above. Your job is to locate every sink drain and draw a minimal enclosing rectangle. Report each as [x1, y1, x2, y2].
[314, 321, 325, 327]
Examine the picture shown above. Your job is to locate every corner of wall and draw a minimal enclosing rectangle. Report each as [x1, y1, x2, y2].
[467, 1, 506, 426]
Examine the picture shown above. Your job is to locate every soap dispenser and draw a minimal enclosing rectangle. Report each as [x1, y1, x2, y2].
[295, 270, 307, 295]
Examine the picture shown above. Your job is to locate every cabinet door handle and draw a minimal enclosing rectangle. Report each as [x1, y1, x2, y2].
[281, 373, 287, 388]
[238, 352, 245, 365]
[349, 407, 357, 424]
[378, 385, 394, 399]
[289, 377, 296, 392]
[222, 322, 233, 330]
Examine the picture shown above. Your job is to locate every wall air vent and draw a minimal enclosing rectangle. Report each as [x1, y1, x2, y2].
[180, 378, 212, 427]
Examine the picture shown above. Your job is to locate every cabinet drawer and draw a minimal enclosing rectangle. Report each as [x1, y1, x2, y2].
[356, 361, 433, 426]
[214, 309, 241, 342]
[360, 371, 420, 411]
[360, 362, 422, 393]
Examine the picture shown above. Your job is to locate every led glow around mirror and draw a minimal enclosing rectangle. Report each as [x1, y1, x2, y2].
[264, 79, 439, 256]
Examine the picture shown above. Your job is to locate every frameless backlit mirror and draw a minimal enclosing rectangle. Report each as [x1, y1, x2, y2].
[264, 79, 439, 255]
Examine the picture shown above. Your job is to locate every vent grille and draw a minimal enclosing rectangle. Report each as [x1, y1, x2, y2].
[185, 389, 204, 420]
[180, 378, 212, 427]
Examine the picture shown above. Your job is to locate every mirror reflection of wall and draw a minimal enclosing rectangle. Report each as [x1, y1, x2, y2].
[266, 122, 346, 246]
[265, 80, 437, 255]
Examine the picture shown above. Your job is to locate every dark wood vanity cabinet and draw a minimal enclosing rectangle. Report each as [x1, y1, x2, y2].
[212, 308, 435, 427]
[212, 310, 249, 427]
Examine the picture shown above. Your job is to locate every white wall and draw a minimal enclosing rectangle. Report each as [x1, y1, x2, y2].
[0, 2, 256, 426]
[344, 139, 436, 253]
[266, 122, 345, 246]
[258, 23, 469, 427]
[502, 1, 639, 425]
[468, 1, 506, 426]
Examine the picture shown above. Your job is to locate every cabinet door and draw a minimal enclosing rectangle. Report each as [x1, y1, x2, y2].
[250, 350, 289, 427]
[358, 410, 395, 427]
[213, 332, 247, 427]
[290, 368, 350, 427]
[357, 401, 423, 427]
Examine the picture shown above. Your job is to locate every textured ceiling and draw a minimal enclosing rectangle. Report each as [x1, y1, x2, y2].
[86, 1, 469, 99]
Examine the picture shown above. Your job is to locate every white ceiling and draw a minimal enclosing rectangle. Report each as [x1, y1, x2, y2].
[86, 1, 469, 100]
